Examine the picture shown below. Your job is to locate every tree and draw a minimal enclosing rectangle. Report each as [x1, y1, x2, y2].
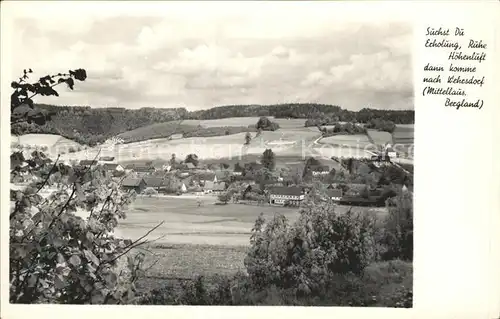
[217, 192, 231, 204]
[244, 132, 252, 145]
[9, 68, 157, 304]
[169, 153, 177, 167]
[261, 149, 275, 170]
[185, 154, 199, 167]
[256, 116, 280, 131]
[11, 68, 87, 125]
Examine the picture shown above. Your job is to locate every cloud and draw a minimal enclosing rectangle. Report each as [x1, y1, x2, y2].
[9, 3, 413, 110]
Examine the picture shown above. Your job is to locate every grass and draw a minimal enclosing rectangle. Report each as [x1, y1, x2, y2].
[392, 125, 414, 144]
[366, 129, 393, 146]
[117, 122, 199, 143]
[318, 134, 372, 148]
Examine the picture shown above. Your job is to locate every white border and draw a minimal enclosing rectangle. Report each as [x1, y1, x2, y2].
[1, 1, 499, 319]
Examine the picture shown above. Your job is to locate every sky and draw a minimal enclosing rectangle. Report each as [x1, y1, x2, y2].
[9, 2, 414, 111]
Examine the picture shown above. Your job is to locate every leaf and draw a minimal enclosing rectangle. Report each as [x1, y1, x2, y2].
[56, 253, 66, 264]
[69, 255, 81, 267]
[54, 274, 66, 289]
[91, 291, 105, 304]
[11, 81, 20, 89]
[84, 249, 100, 266]
[58, 78, 66, 84]
[66, 78, 74, 90]
[27, 274, 38, 287]
[105, 272, 118, 287]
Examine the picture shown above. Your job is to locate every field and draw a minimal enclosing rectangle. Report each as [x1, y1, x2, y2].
[182, 117, 306, 129]
[116, 196, 388, 246]
[117, 122, 199, 143]
[392, 125, 415, 144]
[11, 133, 83, 156]
[318, 134, 371, 148]
[366, 129, 393, 146]
[53, 117, 322, 163]
[114, 196, 388, 282]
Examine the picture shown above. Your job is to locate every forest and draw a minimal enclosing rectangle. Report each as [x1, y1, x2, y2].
[11, 103, 414, 146]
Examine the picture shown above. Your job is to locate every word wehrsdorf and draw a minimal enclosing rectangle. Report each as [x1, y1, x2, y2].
[447, 75, 485, 87]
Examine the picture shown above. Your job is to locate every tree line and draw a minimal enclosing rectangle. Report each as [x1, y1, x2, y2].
[12, 102, 414, 146]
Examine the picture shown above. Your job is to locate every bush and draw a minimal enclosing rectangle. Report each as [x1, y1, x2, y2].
[143, 187, 158, 197]
[68, 147, 76, 153]
[9, 150, 150, 304]
[244, 202, 379, 293]
[381, 191, 413, 261]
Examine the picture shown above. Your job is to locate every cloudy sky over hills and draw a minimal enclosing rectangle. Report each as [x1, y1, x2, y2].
[10, 2, 413, 111]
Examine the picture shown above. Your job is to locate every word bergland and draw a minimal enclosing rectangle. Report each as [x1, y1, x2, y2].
[445, 98, 483, 110]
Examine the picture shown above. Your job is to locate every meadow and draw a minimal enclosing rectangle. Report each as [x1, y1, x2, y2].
[115, 196, 389, 287]
[366, 129, 393, 146]
[392, 125, 415, 144]
[318, 134, 372, 148]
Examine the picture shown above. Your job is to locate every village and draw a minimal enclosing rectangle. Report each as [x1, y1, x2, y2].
[76, 144, 412, 210]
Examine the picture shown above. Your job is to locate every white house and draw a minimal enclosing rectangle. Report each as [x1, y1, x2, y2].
[268, 186, 305, 206]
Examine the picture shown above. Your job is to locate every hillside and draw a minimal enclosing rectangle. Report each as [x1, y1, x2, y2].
[11, 103, 414, 146]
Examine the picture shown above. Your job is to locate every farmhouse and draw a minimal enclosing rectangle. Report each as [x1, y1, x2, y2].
[121, 177, 147, 194]
[143, 176, 167, 192]
[212, 182, 227, 195]
[311, 165, 330, 176]
[203, 181, 215, 194]
[326, 189, 343, 201]
[268, 186, 305, 206]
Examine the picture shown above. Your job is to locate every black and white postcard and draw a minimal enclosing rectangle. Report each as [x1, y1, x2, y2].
[1, 1, 499, 319]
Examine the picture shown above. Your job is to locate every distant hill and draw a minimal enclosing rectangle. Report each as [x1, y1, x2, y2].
[11, 103, 414, 146]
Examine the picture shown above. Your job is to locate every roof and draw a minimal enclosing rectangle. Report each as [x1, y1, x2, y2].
[122, 177, 145, 187]
[143, 176, 165, 187]
[204, 181, 215, 190]
[214, 170, 231, 180]
[326, 189, 343, 198]
[134, 165, 154, 172]
[212, 182, 226, 191]
[268, 186, 303, 196]
[102, 163, 120, 170]
[99, 156, 115, 161]
[311, 165, 330, 172]
[80, 160, 97, 166]
[185, 163, 196, 169]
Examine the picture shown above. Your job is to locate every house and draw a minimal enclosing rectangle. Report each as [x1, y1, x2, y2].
[143, 176, 166, 191]
[311, 165, 330, 176]
[99, 156, 115, 162]
[212, 182, 226, 195]
[326, 189, 343, 201]
[268, 186, 305, 206]
[121, 177, 147, 193]
[203, 181, 215, 194]
[79, 160, 98, 167]
[102, 163, 124, 172]
[384, 144, 397, 158]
